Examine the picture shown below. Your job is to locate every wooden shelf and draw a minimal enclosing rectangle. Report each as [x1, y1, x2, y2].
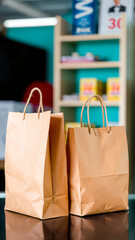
[59, 61, 121, 69]
[60, 34, 121, 42]
[0, 160, 4, 170]
[54, 15, 127, 126]
[59, 100, 120, 107]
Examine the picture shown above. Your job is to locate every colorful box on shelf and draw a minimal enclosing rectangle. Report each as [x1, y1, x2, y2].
[61, 53, 95, 64]
[61, 56, 94, 63]
[72, 0, 97, 35]
[107, 78, 120, 101]
[79, 78, 103, 101]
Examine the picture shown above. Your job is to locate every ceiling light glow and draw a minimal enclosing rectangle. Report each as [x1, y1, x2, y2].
[4, 17, 57, 28]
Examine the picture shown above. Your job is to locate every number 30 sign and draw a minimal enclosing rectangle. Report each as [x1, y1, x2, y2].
[99, 0, 133, 34]
[108, 17, 121, 29]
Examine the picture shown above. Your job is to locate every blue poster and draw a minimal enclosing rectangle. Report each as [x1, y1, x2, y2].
[73, 0, 97, 35]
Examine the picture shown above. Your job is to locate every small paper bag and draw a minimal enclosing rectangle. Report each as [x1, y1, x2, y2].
[67, 95, 129, 216]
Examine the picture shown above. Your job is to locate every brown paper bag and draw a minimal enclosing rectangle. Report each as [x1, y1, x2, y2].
[66, 95, 129, 216]
[5, 211, 68, 240]
[70, 211, 128, 240]
[5, 87, 68, 219]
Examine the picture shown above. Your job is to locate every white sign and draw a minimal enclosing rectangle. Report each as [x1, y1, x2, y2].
[99, 0, 133, 34]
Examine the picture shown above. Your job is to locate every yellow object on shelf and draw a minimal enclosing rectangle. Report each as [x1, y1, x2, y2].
[79, 78, 103, 101]
[79, 78, 98, 101]
[107, 78, 120, 101]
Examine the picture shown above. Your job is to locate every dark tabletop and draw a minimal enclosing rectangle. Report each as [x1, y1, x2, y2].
[0, 197, 135, 240]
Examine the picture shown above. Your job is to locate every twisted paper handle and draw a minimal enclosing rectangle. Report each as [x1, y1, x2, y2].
[23, 87, 43, 120]
[81, 95, 110, 134]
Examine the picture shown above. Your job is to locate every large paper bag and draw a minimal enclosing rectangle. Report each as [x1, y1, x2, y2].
[66, 95, 129, 216]
[5, 211, 68, 240]
[5, 87, 68, 219]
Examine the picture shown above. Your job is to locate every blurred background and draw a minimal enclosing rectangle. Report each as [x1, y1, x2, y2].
[0, 0, 135, 193]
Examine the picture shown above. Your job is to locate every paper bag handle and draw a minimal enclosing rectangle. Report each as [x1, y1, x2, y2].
[87, 95, 110, 134]
[81, 95, 110, 134]
[81, 96, 105, 128]
[23, 87, 43, 120]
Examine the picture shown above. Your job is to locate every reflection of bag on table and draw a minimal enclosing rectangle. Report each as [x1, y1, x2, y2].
[5, 87, 68, 219]
[70, 211, 128, 240]
[67, 95, 129, 216]
[5, 211, 68, 240]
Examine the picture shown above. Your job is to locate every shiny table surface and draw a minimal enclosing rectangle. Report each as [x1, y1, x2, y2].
[0, 197, 135, 239]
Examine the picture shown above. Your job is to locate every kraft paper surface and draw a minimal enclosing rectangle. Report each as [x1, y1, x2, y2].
[5, 111, 68, 219]
[67, 126, 129, 216]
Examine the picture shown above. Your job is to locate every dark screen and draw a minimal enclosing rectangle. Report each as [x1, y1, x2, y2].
[0, 35, 46, 101]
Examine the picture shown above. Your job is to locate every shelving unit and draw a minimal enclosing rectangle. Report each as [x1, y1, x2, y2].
[54, 15, 127, 126]
[59, 34, 121, 42]
[59, 100, 120, 107]
[59, 61, 121, 69]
